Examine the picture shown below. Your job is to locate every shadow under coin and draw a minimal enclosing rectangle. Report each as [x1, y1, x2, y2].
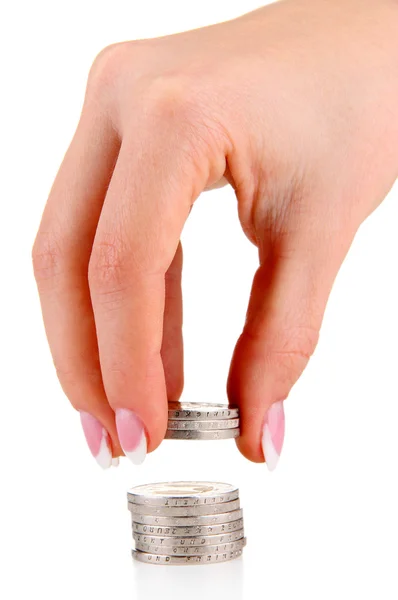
[132, 555, 244, 600]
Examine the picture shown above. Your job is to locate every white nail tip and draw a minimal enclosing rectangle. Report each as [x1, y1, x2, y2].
[111, 457, 120, 467]
[262, 425, 280, 472]
[124, 433, 147, 466]
[95, 433, 113, 470]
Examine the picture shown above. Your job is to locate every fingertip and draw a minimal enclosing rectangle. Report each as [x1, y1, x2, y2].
[80, 411, 113, 469]
[235, 435, 265, 464]
[115, 408, 147, 465]
[235, 430, 264, 463]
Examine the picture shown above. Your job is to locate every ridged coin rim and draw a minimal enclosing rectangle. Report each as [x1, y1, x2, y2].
[131, 517, 244, 536]
[127, 481, 239, 506]
[135, 537, 246, 556]
[128, 498, 240, 517]
[133, 529, 244, 547]
[167, 402, 239, 420]
[131, 508, 244, 527]
[132, 548, 243, 565]
[165, 428, 239, 440]
[167, 419, 239, 431]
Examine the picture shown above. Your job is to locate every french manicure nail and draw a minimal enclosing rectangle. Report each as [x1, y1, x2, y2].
[261, 401, 285, 471]
[115, 409, 147, 465]
[80, 412, 113, 470]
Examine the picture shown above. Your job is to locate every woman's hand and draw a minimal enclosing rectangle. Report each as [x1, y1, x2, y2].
[32, 0, 398, 469]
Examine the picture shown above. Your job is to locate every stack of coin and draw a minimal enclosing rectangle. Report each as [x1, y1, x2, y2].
[165, 402, 240, 440]
[128, 482, 246, 565]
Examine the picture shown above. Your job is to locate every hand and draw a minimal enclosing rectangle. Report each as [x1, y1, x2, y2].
[32, 0, 398, 469]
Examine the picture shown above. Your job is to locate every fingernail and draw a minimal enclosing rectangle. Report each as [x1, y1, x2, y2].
[111, 457, 120, 467]
[80, 412, 113, 470]
[115, 409, 147, 465]
[262, 401, 285, 471]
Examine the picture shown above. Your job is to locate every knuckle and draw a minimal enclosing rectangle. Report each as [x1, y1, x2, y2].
[274, 325, 319, 361]
[269, 326, 319, 385]
[104, 353, 160, 406]
[245, 324, 319, 388]
[85, 42, 138, 114]
[55, 361, 103, 409]
[146, 75, 195, 116]
[32, 231, 65, 285]
[142, 74, 229, 184]
[88, 236, 130, 302]
[88, 43, 126, 90]
[145, 74, 222, 143]
[102, 363, 129, 403]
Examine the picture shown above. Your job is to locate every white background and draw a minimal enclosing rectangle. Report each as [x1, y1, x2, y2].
[1, 1, 398, 599]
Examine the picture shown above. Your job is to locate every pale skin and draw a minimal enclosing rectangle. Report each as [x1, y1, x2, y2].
[33, 0, 398, 466]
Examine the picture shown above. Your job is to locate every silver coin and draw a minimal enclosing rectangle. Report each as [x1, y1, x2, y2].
[133, 529, 244, 547]
[167, 419, 239, 431]
[132, 517, 244, 537]
[165, 428, 239, 440]
[132, 548, 243, 565]
[128, 498, 240, 517]
[131, 508, 243, 527]
[168, 402, 239, 421]
[127, 481, 239, 506]
[135, 537, 246, 556]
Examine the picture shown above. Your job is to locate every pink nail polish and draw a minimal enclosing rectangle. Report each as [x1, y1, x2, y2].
[80, 412, 113, 470]
[115, 409, 147, 465]
[261, 401, 285, 471]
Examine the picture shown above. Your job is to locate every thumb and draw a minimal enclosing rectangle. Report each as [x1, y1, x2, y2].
[227, 229, 354, 468]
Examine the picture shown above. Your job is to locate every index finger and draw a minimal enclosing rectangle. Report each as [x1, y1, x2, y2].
[88, 108, 221, 462]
